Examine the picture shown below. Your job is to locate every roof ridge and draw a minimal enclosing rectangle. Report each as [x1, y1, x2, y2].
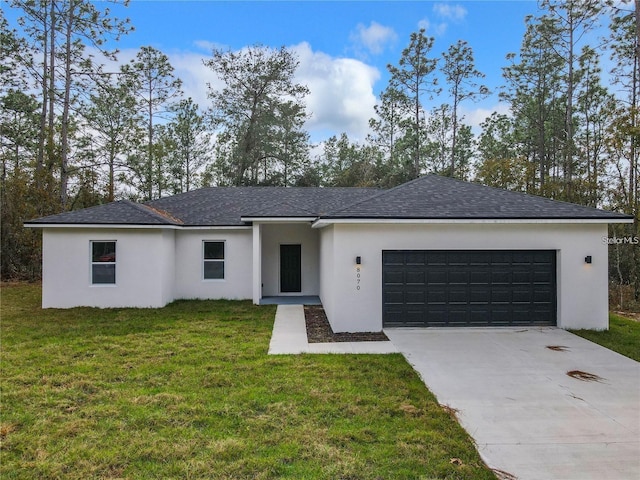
[244, 199, 316, 217]
[322, 176, 425, 217]
[125, 200, 183, 225]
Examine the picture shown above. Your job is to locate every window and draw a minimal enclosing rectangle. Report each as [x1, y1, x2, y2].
[91, 241, 116, 284]
[203, 241, 225, 280]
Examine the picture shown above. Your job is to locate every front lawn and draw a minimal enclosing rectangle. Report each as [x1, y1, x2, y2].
[570, 313, 640, 362]
[1, 284, 495, 479]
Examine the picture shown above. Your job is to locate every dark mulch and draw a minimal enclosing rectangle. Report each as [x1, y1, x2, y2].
[304, 305, 389, 343]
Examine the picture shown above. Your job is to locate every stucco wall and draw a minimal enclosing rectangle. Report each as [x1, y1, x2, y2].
[174, 229, 253, 300]
[260, 223, 320, 297]
[320, 222, 609, 332]
[42, 228, 175, 308]
[319, 225, 335, 322]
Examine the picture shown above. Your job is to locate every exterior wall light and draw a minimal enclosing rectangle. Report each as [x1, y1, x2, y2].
[584, 256, 592, 264]
[356, 256, 362, 265]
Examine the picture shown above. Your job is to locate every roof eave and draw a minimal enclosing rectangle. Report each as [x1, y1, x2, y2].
[240, 216, 318, 223]
[24, 222, 254, 230]
[312, 217, 634, 228]
[24, 222, 180, 229]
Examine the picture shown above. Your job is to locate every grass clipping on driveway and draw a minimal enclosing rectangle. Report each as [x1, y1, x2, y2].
[1, 284, 494, 479]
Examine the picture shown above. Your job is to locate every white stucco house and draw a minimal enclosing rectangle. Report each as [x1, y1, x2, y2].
[26, 175, 633, 331]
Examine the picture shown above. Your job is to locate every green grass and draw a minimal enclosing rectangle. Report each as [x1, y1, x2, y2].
[1, 283, 495, 479]
[570, 313, 640, 362]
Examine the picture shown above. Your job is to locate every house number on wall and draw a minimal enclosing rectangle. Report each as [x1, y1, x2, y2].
[356, 267, 361, 290]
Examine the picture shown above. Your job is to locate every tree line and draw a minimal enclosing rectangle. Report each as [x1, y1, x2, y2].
[1, 0, 638, 306]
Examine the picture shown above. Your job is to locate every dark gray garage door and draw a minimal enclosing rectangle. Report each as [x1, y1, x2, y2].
[383, 250, 556, 327]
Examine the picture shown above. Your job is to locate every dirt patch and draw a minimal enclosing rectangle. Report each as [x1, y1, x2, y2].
[567, 370, 605, 382]
[614, 311, 640, 322]
[304, 305, 389, 343]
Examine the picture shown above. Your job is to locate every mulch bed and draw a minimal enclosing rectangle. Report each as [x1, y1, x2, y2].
[304, 305, 389, 343]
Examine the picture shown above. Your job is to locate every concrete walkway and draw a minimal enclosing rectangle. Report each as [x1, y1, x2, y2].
[268, 305, 397, 354]
[385, 327, 640, 480]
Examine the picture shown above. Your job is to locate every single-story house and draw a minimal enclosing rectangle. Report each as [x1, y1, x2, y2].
[26, 174, 633, 331]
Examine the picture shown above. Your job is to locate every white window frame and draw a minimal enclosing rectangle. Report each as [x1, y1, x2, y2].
[90, 240, 117, 286]
[203, 240, 225, 281]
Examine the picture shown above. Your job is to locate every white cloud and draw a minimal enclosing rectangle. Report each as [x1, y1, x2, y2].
[433, 3, 468, 22]
[93, 46, 220, 111]
[91, 42, 380, 142]
[417, 18, 448, 37]
[172, 42, 380, 140]
[168, 50, 221, 109]
[418, 3, 466, 37]
[292, 42, 380, 141]
[192, 40, 228, 53]
[350, 21, 397, 55]
[460, 103, 512, 134]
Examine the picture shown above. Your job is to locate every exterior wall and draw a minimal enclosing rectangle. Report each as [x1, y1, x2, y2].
[174, 229, 253, 300]
[319, 225, 335, 323]
[260, 223, 320, 297]
[320, 223, 609, 332]
[42, 228, 175, 308]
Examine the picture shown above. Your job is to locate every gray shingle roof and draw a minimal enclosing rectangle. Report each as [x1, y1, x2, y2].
[26, 175, 631, 226]
[324, 175, 632, 220]
[25, 200, 182, 225]
[146, 187, 379, 225]
[26, 187, 379, 226]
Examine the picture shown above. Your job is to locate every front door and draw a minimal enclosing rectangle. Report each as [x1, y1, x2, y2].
[280, 244, 302, 293]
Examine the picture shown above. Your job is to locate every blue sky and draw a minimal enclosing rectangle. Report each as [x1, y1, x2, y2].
[6, 0, 546, 141]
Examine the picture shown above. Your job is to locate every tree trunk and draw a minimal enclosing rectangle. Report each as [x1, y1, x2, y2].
[60, 1, 76, 208]
[46, 0, 56, 172]
[148, 82, 153, 200]
[450, 86, 458, 178]
[565, 15, 574, 202]
[37, 15, 48, 180]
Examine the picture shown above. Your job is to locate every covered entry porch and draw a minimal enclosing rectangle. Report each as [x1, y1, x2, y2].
[250, 221, 321, 305]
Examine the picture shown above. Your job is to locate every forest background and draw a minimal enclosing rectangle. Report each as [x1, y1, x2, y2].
[1, 0, 638, 309]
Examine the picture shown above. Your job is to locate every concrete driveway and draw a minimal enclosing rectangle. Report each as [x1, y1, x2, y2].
[384, 327, 640, 480]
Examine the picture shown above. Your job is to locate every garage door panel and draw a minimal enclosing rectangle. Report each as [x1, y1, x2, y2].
[426, 252, 447, 265]
[470, 270, 491, 284]
[383, 250, 556, 327]
[384, 270, 404, 285]
[449, 289, 469, 303]
[512, 289, 532, 302]
[470, 252, 492, 265]
[383, 252, 405, 265]
[405, 270, 426, 285]
[513, 270, 532, 283]
[492, 288, 511, 303]
[534, 288, 554, 301]
[427, 289, 447, 303]
[491, 252, 511, 264]
[490, 310, 512, 325]
[405, 252, 426, 265]
[427, 270, 447, 284]
[449, 271, 470, 284]
[491, 271, 511, 284]
[470, 288, 491, 303]
[533, 271, 553, 283]
[512, 251, 534, 264]
[405, 290, 425, 304]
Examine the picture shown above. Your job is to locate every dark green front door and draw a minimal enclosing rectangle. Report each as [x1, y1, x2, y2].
[280, 244, 302, 293]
